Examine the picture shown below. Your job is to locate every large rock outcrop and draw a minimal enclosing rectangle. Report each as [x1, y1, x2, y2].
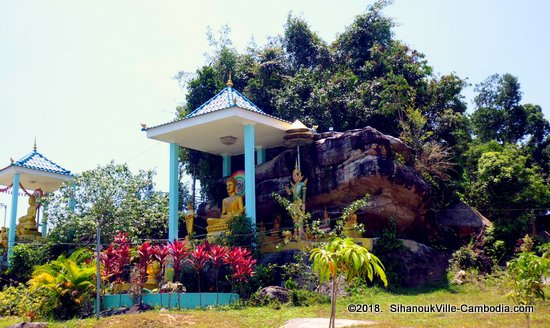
[255, 127, 431, 237]
[435, 201, 492, 238]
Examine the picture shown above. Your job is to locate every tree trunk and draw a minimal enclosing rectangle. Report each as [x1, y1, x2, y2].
[330, 276, 338, 328]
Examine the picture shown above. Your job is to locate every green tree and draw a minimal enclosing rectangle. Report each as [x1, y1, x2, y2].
[333, 0, 394, 71]
[464, 146, 550, 249]
[44, 162, 169, 244]
[174, 1, 469, 206]
[310, 238, 387, 328]
[471, 73, 549, 146]
[283, 14, 329, 72]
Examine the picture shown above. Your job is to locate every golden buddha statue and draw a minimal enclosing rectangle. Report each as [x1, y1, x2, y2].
[16, 195, 41, 239]
[206, 177, 244, 234]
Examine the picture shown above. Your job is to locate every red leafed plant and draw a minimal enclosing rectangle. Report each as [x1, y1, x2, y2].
[100, 232, 131, 284]
[167, 240, 190, 279]
[152, 243, 170, 266]
[135, 241, 154, 286]
[224, 247, 257, 289]
[209, 244, 229, 303]
[188, 242, 211, 294]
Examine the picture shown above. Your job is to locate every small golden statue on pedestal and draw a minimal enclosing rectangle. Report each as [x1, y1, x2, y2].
[184, 202, 194, 241]
[206, 177, 244, 237]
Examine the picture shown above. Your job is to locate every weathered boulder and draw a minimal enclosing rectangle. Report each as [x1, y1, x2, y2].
[435, 201, 492, 238]
[317, 275, 350, 297]
[257, 286, 291, 304]
[375, 239, 449, 287]
[8, 323, 49, 328]
[127, 303, 153, 314]
[256, 127, 431, 238]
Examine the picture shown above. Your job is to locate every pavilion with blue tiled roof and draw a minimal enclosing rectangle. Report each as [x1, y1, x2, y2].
[144, 78, 292, 241]
[0, 143, 74, 263]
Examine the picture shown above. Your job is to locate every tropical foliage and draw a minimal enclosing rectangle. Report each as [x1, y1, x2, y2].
[507, 235, 549, 328]
[27, 249, 95, 320]
[97, 235, 256, 296]
[310, 237, 387, 328]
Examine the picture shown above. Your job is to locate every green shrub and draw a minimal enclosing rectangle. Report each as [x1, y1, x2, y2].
[0, 284, 53, 320]
[0, 284, 26, 316]
[450, 246, 478, 271]
[483, 226, 507, 265]
[5, 242, 53, 283]
[372, 218, 406, 287]
[217, 214, 259, 251]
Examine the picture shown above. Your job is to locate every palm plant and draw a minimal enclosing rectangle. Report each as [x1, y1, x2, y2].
[310, 238, 387, 328]
[28, 249, 95, 319]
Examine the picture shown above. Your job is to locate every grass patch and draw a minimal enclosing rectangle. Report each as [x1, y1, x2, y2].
[1, 284, 548, 327]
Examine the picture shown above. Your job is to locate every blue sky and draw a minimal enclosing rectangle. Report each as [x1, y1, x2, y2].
[1, 0, 549, 220]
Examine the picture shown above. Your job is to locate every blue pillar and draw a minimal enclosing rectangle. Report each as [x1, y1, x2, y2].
[7, 173, 20, 265]
[256, 147, 266, 165]
[244, 124, 256, 225]
[222, 155, 231, 177]
[69, 182, 76, 212]
[41, 202, 48, 237]
[168, 143, 179, 241]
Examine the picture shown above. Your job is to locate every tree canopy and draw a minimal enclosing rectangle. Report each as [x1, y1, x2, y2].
[176, 2, 469, 201]
[174, 1, 549, 249]
[44, 162, 169, 244]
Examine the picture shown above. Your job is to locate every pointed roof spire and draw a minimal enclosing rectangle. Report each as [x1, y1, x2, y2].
[33, 137, 37, 151]
[226, 71, 234, 88]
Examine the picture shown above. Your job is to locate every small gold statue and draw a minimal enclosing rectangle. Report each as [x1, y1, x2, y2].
[206, 177, 244, 234]
[343, 213, 362, 238]
[0, 227, 8, 248]
[145, 260, 161, 289]
[184, 202, 194, 241]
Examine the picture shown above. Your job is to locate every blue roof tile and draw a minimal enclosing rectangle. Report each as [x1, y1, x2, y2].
[14, 150, 72, 176]
[185, 86, 265, 118]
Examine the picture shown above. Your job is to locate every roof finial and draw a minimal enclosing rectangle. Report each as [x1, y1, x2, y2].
[33, 137, 37, 151]
[226, 71, 234, 88]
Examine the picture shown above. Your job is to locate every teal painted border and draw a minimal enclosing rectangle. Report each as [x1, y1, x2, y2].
[102, 293, 239, 309]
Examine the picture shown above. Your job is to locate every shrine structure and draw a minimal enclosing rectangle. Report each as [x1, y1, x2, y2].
[143, 77, 293, 241]
[0, 143, 73, 264]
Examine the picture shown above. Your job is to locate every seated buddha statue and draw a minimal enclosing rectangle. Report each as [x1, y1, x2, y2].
[16, 195, 40, 238]
[207, 177, 244, 233]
